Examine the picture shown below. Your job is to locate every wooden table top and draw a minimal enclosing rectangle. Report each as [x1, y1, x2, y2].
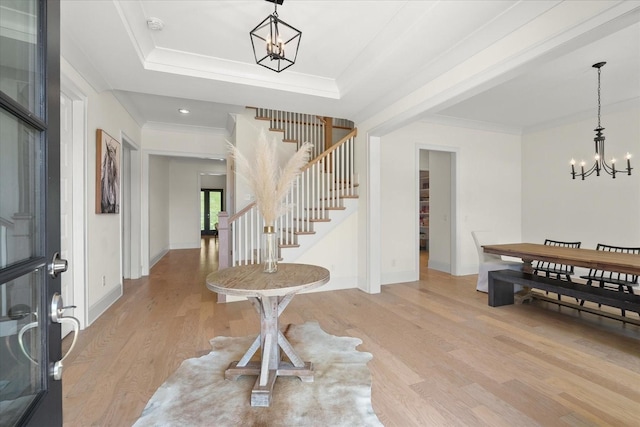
[483, 243, 640, 275]
[206, 263, 330, 298]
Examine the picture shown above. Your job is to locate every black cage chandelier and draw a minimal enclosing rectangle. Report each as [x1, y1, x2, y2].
[571, 61, 632, 180]
[250, 0, 302, 73]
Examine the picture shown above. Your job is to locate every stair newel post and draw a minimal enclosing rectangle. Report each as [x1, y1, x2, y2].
[218, 212, 230, 270]
[323, 116, 333, 153]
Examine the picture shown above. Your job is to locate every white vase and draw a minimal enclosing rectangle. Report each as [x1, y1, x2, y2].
[262, 225, 278, 273]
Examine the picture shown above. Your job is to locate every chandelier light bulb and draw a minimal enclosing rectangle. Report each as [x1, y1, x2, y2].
[580, 160, 586, 166]
[570, 158, 576, 165]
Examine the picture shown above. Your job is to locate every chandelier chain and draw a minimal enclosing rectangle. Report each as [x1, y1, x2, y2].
[597, 66, 601, 128]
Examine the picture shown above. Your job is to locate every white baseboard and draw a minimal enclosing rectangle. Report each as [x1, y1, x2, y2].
[149, 249, 169, 269]
[381, 270, 418, 285]
[456, 263, 480, 276]
[300, 276, 357, 294]
[88, 284, 122, 326]
[170, 242, 200, 250]
[427, 260, 451, 274]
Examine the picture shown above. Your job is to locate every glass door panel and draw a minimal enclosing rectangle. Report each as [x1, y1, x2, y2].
[209, 191, 222, 229]
[0, 109, 42, 268]
[0, 0, 42, 117]
[200, 191, 206, 232]
[0, 106, 45, 425]
[0, 270, 44, 427]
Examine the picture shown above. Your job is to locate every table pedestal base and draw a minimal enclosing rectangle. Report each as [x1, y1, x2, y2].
[225, 295, 314, 407]
[225, 361, 314, 407]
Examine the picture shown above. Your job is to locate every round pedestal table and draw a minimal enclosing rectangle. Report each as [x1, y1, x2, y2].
[205, 263, 330, 407]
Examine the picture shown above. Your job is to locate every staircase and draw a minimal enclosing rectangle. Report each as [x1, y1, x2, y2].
[218, 108, 358, 269]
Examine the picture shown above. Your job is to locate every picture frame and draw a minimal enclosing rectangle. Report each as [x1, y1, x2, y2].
[95, 129, 121, 214]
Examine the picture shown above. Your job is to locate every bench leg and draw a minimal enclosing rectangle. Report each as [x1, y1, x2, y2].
[488, 271, 515, 307]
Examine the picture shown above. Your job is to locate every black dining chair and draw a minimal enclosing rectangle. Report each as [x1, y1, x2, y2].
[579, 243, 640, 316]
[533, 239, 581, 301]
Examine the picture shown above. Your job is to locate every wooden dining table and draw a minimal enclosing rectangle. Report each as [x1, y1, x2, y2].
[482, 243, 640, 322]
[483, 243, 640, 276]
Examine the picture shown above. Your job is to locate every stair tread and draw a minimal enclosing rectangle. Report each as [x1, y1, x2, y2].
[269, 128, 285, 132]
[305, 207, 346, 211]
[322, 195, 359, 200]
[331, 183, 360, 188]
[282, 230, 316, 235]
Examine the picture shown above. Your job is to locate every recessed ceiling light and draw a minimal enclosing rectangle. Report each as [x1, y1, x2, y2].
[146, 17, 164, 31]
[178, 108, 190, 114]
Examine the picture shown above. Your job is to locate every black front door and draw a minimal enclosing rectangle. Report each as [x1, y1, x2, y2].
[0, 0, 64, 425]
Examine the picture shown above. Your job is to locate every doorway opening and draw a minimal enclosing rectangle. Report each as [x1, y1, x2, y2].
[201, 189, 224, 237]
[417, 147, 456, 275]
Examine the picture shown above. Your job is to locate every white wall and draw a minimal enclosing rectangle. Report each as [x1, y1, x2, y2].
[428, 151, 452, 272]
[142, 124, 228, 158]
[234, 113, 264, 210]
[201, 174, 226, 191]
[381, 121, 522, 283]
[148, 155, 170, 266]
[294, 212, 359, 293]
[169, 158, 226, 249]
[522, 106, 640, 251]
[419, 150, 430, 170]
[59, 61, 143, 324]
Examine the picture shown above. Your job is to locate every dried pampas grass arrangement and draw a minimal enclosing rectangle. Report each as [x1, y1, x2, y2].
[229, 129, 312, 225]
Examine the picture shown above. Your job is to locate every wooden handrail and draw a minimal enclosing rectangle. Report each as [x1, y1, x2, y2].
[304, 128, 357, 170]
[229, 200, 256, 223]
[0, 216, 14, 228]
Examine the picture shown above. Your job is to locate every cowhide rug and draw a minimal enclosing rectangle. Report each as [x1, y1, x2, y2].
[134, 321, 383, 426]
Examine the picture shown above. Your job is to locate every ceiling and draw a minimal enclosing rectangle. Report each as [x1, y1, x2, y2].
[58, 1, 640, 134]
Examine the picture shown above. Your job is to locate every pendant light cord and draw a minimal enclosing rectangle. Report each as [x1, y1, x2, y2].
[597, 66, 602, 129]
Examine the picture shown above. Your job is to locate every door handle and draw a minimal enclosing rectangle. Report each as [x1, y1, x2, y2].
[48, 252, 68, 278]
[17, 294, 80, 380]
[51, 316, 80, 380]
[50, 293, 80, 380]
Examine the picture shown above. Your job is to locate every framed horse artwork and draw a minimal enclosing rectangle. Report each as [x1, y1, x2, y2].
[95, 129, 120, 214]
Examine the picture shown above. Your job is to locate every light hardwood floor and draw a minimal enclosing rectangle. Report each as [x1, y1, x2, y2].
[62, 242, 640, 426]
